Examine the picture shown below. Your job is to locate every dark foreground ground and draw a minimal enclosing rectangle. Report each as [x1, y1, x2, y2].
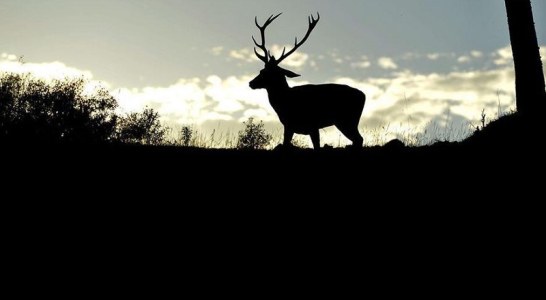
[2, 115, 542, 295]
[4, 112, 544, 200]
[5, 118, 543, 251]
[3, 119, 542, 293]
[4, 130, 542, 200]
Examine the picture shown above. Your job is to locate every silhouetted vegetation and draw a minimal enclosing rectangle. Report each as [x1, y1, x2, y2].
[237, 117, 272, 150]
[0, 73, 165, 145]
[180, 125, 194, 147]
[117, 108, 165, 145]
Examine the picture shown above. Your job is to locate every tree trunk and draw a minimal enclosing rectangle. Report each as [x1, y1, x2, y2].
[505, 0, 546, 115]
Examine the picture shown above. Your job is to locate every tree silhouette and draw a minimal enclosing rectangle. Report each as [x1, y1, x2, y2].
[505, 0, 546, 115]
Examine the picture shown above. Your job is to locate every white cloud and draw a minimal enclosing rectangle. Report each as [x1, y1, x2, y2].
[0, 53, 105, 99]
[229, 48, 258, 63]
[210, 46, 224, 56]
[378, 57, 398, 70]
[350, 55, 371, 69]
[1, 53, 18, 61]
[117, 74, 277, 126]
[283, 53, 309, 69]
[457, 56, 471, 63]
[427, 53, 441, 60]
[202, 111, 233, 122]
[457, 51, 482, 64]
[402, 52, 422, 60]
[333, 65, 517, 143]
[329, 51, 344, 64]
[116, 78, 208, 123]
[351, 61, 371, 69]
[471, 50, 483, 58]
[1, 55, 93, 81]
[424, 52, 457, 61]
[269, 45, 309, 69]
[493, 46, 513, 66]
[422, 46, 540, 67]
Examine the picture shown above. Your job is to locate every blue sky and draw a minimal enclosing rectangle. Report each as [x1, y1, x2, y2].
[1, 0, 546, 145]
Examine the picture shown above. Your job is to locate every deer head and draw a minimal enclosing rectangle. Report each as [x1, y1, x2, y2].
[249, 13, 320, 90]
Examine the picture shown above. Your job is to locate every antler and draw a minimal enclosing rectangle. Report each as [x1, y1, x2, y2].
[275, 13, 320, 65]
[252, 13, 282, 64]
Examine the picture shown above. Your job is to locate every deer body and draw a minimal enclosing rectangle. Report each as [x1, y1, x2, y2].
[250, 13, 366, 149]
[258, 82, 365, 147]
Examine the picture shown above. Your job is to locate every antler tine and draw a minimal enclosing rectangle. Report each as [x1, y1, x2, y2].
[276, 12, 320, 65]
[252, 13, 282, 64]
[280, 47, 286, 58]
[253, 48, 267, 63]
[263, 13, 282, 28]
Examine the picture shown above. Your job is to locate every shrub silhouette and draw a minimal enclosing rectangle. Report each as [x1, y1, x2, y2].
[237, 117, 272, 150]
[0, 72, 164, 145]
[180, 125, 194, 147]
[117, 108, 165, 145]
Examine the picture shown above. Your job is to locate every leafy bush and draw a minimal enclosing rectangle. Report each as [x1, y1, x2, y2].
[117, 108, 165, 145]
[0, 73, 118, 144]
[0, 72, 165, 145]
[236, 117, 272, 150]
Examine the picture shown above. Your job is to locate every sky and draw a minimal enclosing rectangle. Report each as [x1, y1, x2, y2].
[1, 0, 546, 146]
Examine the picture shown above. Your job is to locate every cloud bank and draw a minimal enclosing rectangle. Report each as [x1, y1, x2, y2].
[3, 45, 546, 145]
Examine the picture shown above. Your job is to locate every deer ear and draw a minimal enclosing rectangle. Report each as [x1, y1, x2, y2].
[281, 68, 301, 78]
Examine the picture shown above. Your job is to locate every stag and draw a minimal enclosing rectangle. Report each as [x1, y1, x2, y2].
[249, 13, 366, 149]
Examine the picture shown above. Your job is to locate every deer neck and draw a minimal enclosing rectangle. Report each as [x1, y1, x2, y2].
[266, 81, 290, 101]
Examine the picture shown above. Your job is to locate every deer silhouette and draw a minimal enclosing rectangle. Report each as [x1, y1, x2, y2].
[249, 13, 366, 149]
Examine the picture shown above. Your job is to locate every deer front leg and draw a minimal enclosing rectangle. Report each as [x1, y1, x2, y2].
[310, 130, 320, 149]
[283, 127, 294, 146]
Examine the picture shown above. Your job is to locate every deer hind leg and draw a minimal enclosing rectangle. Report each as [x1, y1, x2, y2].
[310, 130, 321, 149]
[336, 123, 363, 147]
